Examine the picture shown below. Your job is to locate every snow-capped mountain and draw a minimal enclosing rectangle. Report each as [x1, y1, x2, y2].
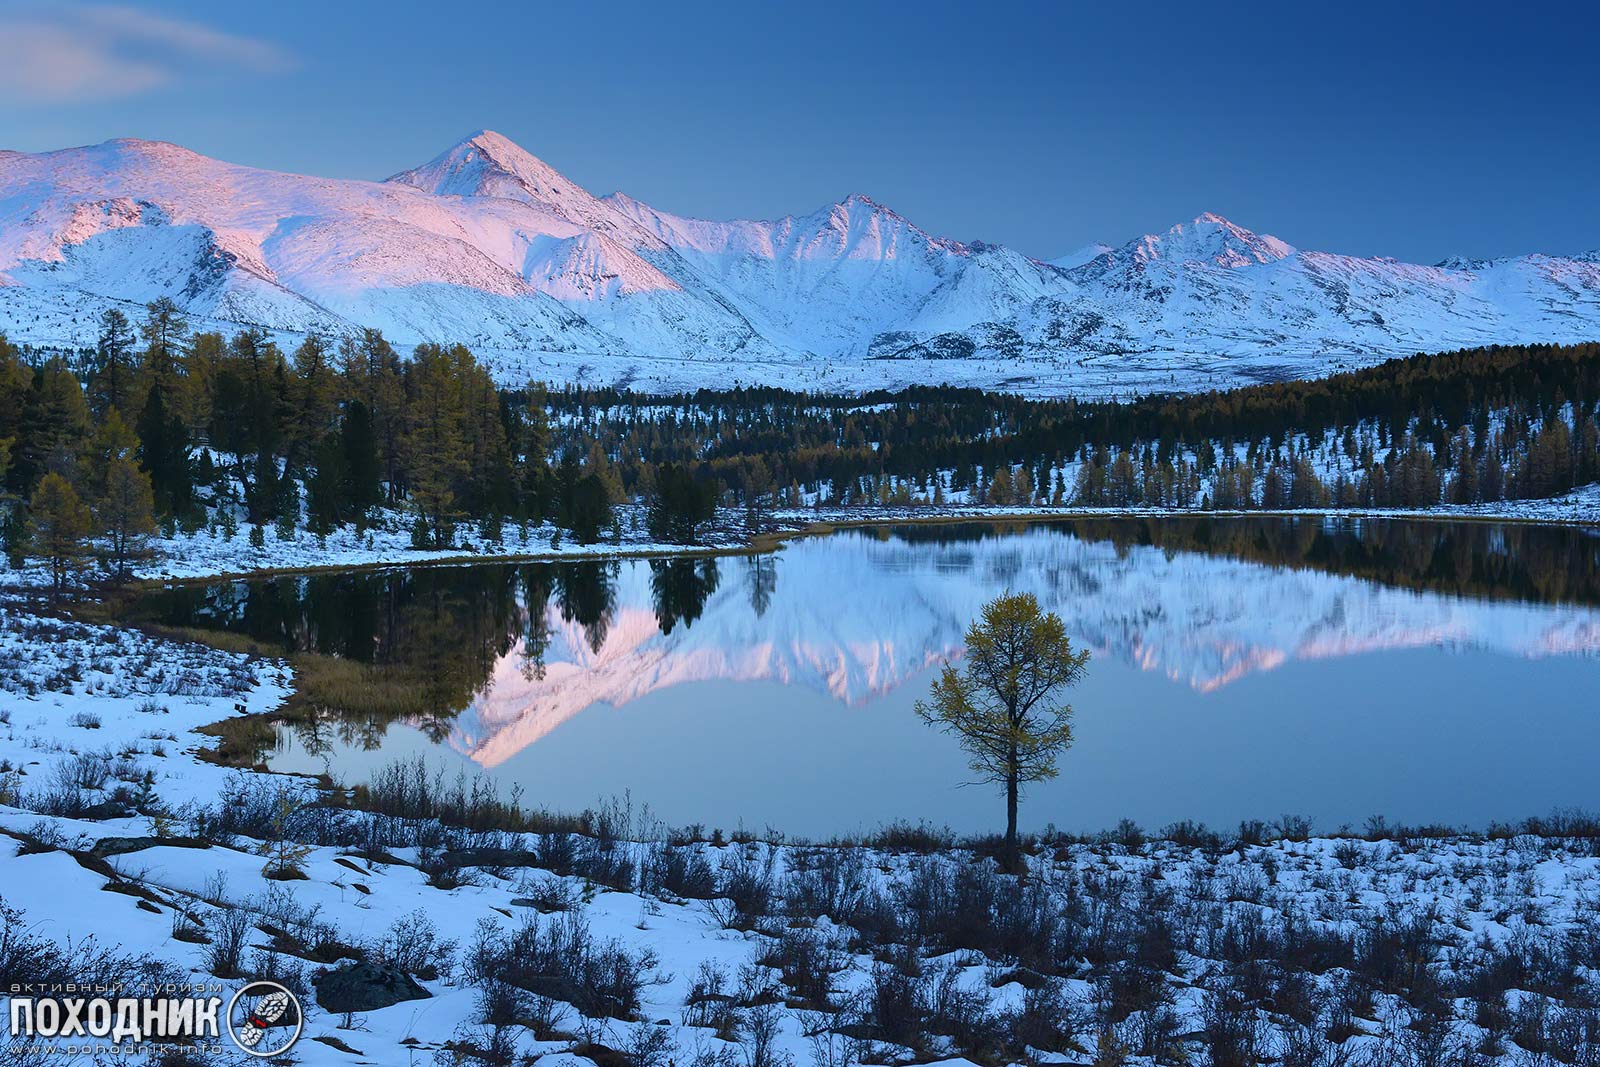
[2, 131, 1598, 396]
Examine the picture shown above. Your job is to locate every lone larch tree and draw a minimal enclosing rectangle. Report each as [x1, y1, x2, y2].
[916, 591, 1090, 871]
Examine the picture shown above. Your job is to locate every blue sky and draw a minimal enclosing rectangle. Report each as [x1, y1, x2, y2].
[0, 0, 1594, 263]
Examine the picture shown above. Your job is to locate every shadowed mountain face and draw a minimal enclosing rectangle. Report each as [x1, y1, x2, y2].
[147, 518, 1600, 771]
[4, 133, 1600, 395]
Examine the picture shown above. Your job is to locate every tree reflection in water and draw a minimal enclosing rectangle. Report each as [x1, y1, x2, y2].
[142, 516, 1600, 762]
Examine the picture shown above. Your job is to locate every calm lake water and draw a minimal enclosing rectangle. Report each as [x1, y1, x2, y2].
[146, 517, 1600, 838]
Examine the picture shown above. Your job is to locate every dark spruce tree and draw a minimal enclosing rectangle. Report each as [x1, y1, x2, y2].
[88, 308, 138, 420]
[647, 463, 718, 544]
[306, 433, 348, 536]
[566, 473, 613, 545]
[340, 399, 382, 532]
[136, 380, 192, 517]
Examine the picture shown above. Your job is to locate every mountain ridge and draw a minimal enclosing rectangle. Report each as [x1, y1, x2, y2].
[2, 130, 1598, 396]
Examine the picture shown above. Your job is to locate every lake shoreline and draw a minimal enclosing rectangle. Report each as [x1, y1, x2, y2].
[13, 481, 1595, 592]
[108, 514, 1600, 836]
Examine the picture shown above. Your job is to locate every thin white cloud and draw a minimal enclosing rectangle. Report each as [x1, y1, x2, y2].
[0, 2, 290, 103]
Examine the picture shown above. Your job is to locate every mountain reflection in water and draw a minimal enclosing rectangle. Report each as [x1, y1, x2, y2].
[146, 516, 1600, 831]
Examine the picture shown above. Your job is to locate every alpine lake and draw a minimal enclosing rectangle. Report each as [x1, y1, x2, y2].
[140, 516, 1600, 839]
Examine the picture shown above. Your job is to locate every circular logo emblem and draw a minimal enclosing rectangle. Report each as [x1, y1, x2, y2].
[225, 980, 303, 1058]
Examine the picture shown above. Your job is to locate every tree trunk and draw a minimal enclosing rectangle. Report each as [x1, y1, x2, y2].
[1005, 768, 1019, 874]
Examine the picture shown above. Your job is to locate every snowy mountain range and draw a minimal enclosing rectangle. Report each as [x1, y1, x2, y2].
[3, 130, 1599, 396]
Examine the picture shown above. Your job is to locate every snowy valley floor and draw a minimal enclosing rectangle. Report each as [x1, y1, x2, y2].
[1, 499, 1598, 1064]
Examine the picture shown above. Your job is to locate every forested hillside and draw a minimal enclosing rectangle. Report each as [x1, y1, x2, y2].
[1, 299, 1597, 584]
[551, 341, 1600, 512]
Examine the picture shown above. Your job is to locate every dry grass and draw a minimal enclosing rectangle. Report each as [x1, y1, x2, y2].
[287, 654, 440, 720]
[195, 714, 278, 769]
[140, 623, 275, 659]
[196, 651, 448, 767]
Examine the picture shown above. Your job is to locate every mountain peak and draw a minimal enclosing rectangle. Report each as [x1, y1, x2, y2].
[383, 129, 666, 246]
[458, 128, 514, 150]
[453, 129, 548, 172]
[824, 192, 903, 225]
[387, 129, 571, 202]
[1138, 213, 1295, 268]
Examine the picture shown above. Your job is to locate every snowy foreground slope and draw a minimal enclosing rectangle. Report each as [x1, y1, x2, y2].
[3, 131, 1600, 395]
[2, 603, 1599, 1066]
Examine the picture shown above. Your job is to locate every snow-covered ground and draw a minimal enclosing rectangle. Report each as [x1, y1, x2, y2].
[2, 485, 1596, 593]
[780, 481, 1600, 529]
[0, 504, 734, 588]
[2, 611, 1597, 1066]
[2, 507, 1599, 1063]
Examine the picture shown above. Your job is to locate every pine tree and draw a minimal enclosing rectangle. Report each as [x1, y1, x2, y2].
[1450, 428, 1479, 504]
[80, 407, 139, 503]
[28, 472, 92, 592]
[0, 435, 19, 567]
[915, 592, 1090, 873]
[1289, 456, 1328, 508]
[1074, 447, 1109, 506]
[17, 358, 89, 489]
[0, 336, 28, 483]
[1579, 417, 1599, 486]
[343, 329, 406, 504]
[137, 298, 192, 426]
[584, 441, 624, 505]
[137, 378, 191, 517]
[290, 334, 339, 467]
[1526, 417, 1574, 498]
[517, 382, 553, 522]
[184, 331, 225, 432]
[567, 473, 613, 545]
[305, 433, 348, 536]
[1014, 464, 1035, 505]
[125, 299, 197, 517]
[990, 464, 1014, 506]
[404, 344, 469, 547]
[740, 456, 774, 532]
[1109, 452, 1139, 505]
[462, 368, 515, 517]
[340, 399, 382, 531]
[647, 463, 717, 544]
[1480, 440, 1505, 502]
[97, 456, 156, 581]
[88, 308, 138, 419]
[1261, 464, 1288, 509]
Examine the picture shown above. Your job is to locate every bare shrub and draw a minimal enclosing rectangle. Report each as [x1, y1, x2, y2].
[684, 961, 740, 1039]
[469, 912, 657, 1021]
[374, 908, 458, 981]
[759, 927, 842, 1008]
[644, 842, 717, 900]
[207, 905, 253, 978]
[710, 849, 776, 930]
